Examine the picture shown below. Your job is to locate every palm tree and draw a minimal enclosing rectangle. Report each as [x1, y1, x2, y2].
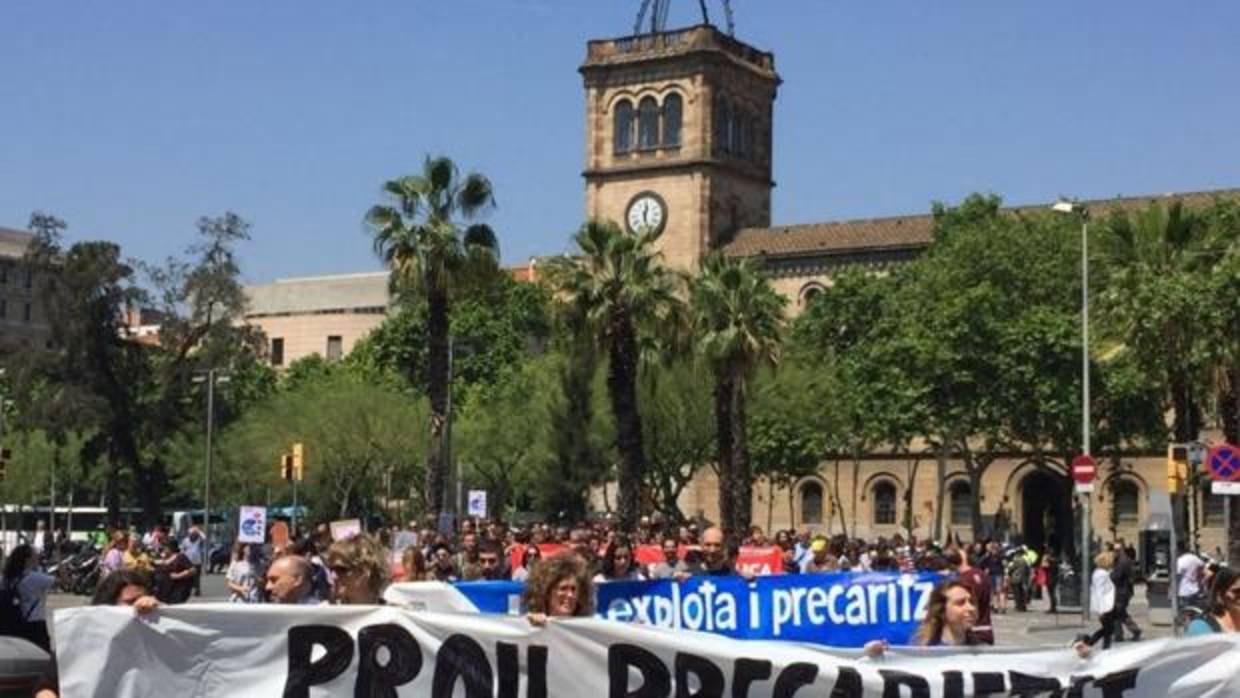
[691, 255, 785, 539]
[541, 220, 682, 530]
[365, 156, 498, 520]
[1096, 201, 1211, 443]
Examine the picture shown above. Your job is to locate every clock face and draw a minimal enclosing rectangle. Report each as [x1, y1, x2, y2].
[625, 191, 668, 235]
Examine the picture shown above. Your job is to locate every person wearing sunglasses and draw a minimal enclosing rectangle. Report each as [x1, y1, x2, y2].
[1186, 566, 1240, 636]
[325, 534, 389, 605]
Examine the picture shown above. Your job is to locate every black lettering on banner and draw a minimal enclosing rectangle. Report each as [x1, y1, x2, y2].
[1008, 671, 1064, 697]
[432, 634, 493, 698]
[609, 643, 671, 698]
[731, 659, 771, 698]
[356, 624, 421, 698]
[829, 667, 863, 698]
[282, 625, 354, 698]
[942, 671, 964, 698]
[1065, 675, 1094, 698]
[674, 652, 725, 698]
[971, 672, 1006, 696]
[878, 670, 930, 698]
[497, 642, 549, 698]
[772, 663, 817, 698]
[1093, 669, 1139, 698]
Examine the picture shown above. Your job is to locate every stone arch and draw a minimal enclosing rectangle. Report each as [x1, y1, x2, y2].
[798, 281, 827, 307]
[797, 478, 826, 525]
[1009, 461, 1072, 554]
[860, 473, 903, 528]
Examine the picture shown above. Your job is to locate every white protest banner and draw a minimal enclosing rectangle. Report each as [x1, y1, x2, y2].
[236, 506, 267, 544]
[468, 489, 488, 518]
[55, 604, 1240, 697]
[330, 518, 363, 541]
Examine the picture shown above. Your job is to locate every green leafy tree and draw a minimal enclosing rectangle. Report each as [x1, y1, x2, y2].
[691, 255, 784, 538]
[541, 220, 682, 530]
[366, 156, 500, 520]
[638, 360, 715, 525]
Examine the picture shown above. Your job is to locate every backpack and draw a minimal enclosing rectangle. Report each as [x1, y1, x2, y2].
[0, 576, 30, 636]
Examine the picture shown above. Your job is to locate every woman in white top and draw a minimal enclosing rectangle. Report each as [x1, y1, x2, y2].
[225, 542, 260, 603]
[1, 544, 56, 652]
[594, 535, 646, 583]
[1074, 550, 1117, 656]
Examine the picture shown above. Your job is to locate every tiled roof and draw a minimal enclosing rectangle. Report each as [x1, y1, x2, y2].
[0, 227, 35, 260]
[723, 187, 1240, 260]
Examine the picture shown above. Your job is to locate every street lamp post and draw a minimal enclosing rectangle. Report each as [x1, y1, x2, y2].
[1053, 199, 1091, 621]
[193, 369, 229, 564]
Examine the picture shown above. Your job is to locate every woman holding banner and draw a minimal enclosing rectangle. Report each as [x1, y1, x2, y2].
[326, 534, 389, 605]
[1185, 566, 1240, 636]
[525, 553, 594, 626]
[862, 580, 981, 656]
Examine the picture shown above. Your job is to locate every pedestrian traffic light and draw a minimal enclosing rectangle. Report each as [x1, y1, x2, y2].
[1167, 443, 1189, 494]
[0, 447, 10, 481]
[281, 453, 294, 482]
[292, 442, 305, 482]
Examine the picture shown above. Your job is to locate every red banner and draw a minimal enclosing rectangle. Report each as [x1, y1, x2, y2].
[736, 545, 783, 576]
[509, 543, 569, 571]
[634, 544, 665, 566]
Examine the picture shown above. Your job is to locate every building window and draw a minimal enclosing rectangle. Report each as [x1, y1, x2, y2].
[800, 482, 823, 525]
[717, 99, 733, 155]
[949, 481, 972, 526]
[0, 299, 6, 319]
[271, 338, 285, 367]
[613, 100, 634, 154]
[22, 303, 31, 323]
[662, 93, 682, 147]
[873, 481, 897, 525]
[1112, 479, 1140, 526]
[326, 335, 343, 362]
[638, 96, 659, 150]
[1203, 492, 1225, 527]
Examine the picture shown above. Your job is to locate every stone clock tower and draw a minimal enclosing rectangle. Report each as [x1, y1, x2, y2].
[580, 25, 780, 271]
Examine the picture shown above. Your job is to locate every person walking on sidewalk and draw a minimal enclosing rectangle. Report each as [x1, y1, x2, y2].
[1110, 543, 1142, 642]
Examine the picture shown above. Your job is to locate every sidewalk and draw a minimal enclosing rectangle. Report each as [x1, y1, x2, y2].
[990, 585, 1172, 647]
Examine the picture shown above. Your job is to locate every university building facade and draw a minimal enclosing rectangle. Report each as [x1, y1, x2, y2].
[579, 23, 1236, 554]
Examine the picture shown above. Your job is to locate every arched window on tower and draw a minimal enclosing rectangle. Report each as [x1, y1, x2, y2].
[800, 482, 823, 525]
[614, 100, 634, 154]
[949, 480, 972, 526]
[873, 481, 897, 525]
[718, 99, 733, 155]
[662, 93, 682, 147]
[1111, 479, 1140, 526]
[638, 97, 660, 150]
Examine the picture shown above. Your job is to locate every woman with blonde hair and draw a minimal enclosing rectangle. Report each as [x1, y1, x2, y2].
[863, 579, 980, 656]
[1074, 550, 1118, 656]
[325, 534, 390, 605]
[524, 553, 593, 626]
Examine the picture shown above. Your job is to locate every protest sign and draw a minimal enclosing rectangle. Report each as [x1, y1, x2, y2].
[467, 489, 488, 518]
[385, 571, 939, 647]
[330, 518, 363, 541]
[55, 604, 1240, 697]
[735, 546, 783, 575]
[236, 506, 266, 544]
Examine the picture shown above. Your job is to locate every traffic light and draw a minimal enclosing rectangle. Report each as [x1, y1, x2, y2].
[1167, 443, 1189, 494]
[281, 453, 294, 482]
[292, 442, 305, 482]
[0, 447, 10, 481]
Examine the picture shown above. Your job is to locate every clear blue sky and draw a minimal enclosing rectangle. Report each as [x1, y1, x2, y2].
[3, 1, 1237, 284]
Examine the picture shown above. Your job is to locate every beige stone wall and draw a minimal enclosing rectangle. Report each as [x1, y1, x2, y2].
[587, 171, 707, 272]
[677, 452, 1227, 557]
[244, 311, 385, 367]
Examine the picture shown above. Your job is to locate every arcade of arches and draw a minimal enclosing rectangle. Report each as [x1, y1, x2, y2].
[669, 452, 1229, 559]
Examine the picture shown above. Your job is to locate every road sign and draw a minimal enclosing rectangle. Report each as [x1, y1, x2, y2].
[1207, 443, 1240, 483]
[1072, 454, 1097, 485]
[1212, 481, 1240, 496]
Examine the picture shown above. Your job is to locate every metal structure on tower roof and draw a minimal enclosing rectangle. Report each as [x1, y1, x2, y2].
[634, 0, 735, 36]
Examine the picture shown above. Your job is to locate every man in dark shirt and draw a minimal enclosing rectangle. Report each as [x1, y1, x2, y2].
[1110, 543, 1142, 642]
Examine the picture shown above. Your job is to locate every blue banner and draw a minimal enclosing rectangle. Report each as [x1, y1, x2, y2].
[451, 571, 940, 648]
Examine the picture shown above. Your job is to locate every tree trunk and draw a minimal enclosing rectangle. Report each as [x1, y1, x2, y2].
[607, 312, 645, 531]
[424, 287, 450, 521]
[713, 364, 735, 535]
[966, 453, 985, 539]
[730, 367, 753, 539]
[933, 443, 948, 542]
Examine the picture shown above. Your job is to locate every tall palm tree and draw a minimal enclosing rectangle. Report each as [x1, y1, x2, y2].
[1096, 201, 1211, 443]
[691, 255, 784, 538]
[366, 156, 498, 520]
[541, 220, 682, 530]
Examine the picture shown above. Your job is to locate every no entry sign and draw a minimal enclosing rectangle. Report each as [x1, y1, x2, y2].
[1072, 454, 1097, 485]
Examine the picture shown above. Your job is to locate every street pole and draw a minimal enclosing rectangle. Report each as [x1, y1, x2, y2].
[445, 336, 455, 521]
[204, 369, 216, 563]
[292, 478, 299, 539]
[1080, 216, 1092, 622]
